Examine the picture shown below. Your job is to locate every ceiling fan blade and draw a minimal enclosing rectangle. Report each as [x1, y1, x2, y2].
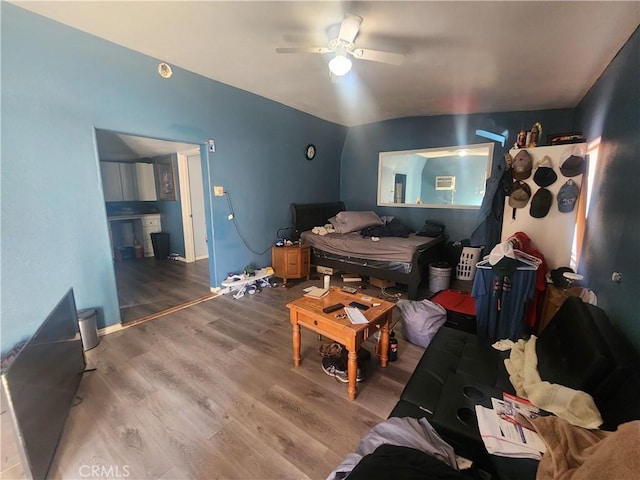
[352, 48, 404, 66]
[338, 13, 363, 44]
[276, 47, 330, 54]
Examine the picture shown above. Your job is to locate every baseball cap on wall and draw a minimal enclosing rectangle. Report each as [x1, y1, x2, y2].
[560, 155, 586, 177]
[530, 188, 553, 218]
[533, 156, 557, 187]
[558, 180, 580, 213]
[508, 181, 532, 209]
[512, 150, 533, 180]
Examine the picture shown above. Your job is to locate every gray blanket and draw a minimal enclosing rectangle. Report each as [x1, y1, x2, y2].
[325, 417, 458, 480]
[301, 231, 439, 263]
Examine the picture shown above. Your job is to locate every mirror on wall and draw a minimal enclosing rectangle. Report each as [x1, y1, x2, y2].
[377, 142, 494, 209]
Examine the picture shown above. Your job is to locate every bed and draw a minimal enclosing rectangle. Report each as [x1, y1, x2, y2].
[291, 202, 443, 300]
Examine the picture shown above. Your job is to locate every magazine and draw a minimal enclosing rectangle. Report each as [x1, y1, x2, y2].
[502, 392, 540, 430]
[488, 398, 546, 453]
[475, 404, 545, 460]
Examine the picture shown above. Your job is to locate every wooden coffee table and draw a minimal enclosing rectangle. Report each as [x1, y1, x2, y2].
[286, 288, 394, 400]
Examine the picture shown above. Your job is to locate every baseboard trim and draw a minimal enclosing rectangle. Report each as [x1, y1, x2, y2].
[119, 293, 218, 328]
[97, 293, 219, 336]
[98, 323, 125, 336]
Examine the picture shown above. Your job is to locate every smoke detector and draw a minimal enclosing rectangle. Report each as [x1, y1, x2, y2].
[157, 62, 173, 79]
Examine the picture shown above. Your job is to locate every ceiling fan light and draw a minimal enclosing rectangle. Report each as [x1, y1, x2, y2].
[328, 53, 352, 76]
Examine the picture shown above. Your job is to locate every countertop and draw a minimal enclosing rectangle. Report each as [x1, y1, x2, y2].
[107, 213, 161, 221]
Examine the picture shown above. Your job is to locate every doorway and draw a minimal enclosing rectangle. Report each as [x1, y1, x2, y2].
[178, 150, 209, 263]
[394, 173, 407, 203]
[95, 129, 213, 325]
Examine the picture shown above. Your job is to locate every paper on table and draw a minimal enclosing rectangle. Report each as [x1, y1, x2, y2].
[303, 287, 329, 299]
[344, 307, 368, 324]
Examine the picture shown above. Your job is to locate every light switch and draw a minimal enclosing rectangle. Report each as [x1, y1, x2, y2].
[213, 186, 224, 196]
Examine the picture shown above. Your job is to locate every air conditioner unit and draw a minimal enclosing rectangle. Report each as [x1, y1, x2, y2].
[435, 176, 456, 191]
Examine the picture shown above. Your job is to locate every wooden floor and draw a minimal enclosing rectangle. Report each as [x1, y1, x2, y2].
[2, 261, 474, 479]
[0, 276, 427, 480]
[114, 257, 212, 324]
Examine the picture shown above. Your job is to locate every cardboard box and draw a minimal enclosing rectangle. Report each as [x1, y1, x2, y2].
[370, 277, 396, 288]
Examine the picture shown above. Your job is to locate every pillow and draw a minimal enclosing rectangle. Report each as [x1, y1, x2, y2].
[332, 211, 384, 234]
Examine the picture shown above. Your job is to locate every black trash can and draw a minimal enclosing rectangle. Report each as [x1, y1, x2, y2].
[150, 232, 170, 259]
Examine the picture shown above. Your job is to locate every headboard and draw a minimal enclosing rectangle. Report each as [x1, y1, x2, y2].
[291, 201, 345, 240]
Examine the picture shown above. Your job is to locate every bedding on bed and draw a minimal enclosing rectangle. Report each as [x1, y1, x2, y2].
[360, 217, 414, 238]
[328, 210, 384, 234]
[300, 230, 440, 264]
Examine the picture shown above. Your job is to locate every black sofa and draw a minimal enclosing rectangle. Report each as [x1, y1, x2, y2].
[388, 296, 640, 478]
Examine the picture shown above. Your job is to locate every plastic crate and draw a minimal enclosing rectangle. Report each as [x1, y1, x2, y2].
[456, 247, 482, 281]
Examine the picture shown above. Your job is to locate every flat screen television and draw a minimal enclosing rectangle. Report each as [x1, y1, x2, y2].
[1, 288, 86, 480]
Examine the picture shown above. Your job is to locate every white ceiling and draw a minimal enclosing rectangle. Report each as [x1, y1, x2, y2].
[95, 129, 199, 161]
[14, 1, 640, 128]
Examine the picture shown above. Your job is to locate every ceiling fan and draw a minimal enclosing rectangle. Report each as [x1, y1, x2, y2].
[276, 13, 405, 76]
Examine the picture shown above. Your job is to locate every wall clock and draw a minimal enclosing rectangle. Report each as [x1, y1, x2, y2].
[305, 144, 316, 161]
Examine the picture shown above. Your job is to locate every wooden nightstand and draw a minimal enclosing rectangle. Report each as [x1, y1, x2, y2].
[272, 244, 310, 285]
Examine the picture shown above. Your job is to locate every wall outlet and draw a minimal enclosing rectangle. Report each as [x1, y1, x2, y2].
[213, 186, 224, 196]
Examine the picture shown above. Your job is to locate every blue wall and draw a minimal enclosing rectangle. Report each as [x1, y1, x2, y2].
[573, 28, 640, 352]
[2, 4, 637, 357]
[339, 110, 573, 241]
[0, 4, 346, 353]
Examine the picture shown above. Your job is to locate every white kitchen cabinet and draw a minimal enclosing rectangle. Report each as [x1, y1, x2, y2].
[100, 162, 123, 202]
[141, 214, 162, 257]
[135, 163, 157, 201]
[119, 163, 137, 201]
[100, 162, 138, 201]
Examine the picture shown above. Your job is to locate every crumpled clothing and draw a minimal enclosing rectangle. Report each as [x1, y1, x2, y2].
[325, 417, 458, 480]
[504, 336, 602, 429]
[311, 224, 336, 236]
[492, 339, 516, 351]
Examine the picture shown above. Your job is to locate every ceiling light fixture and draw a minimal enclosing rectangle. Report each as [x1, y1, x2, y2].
[328, 47, 352, 76]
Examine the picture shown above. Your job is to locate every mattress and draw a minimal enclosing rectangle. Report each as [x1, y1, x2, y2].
[300, 231, 440, 264]
[312, 248, 412, 274]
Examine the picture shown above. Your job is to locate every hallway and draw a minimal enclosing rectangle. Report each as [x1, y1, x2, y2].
[114, 257, 212, 325]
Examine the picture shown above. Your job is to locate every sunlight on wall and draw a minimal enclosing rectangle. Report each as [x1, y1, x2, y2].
[571, 137, 600, 270]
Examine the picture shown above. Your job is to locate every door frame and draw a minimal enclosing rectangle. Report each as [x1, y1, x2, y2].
[177, 148, 203, 263]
